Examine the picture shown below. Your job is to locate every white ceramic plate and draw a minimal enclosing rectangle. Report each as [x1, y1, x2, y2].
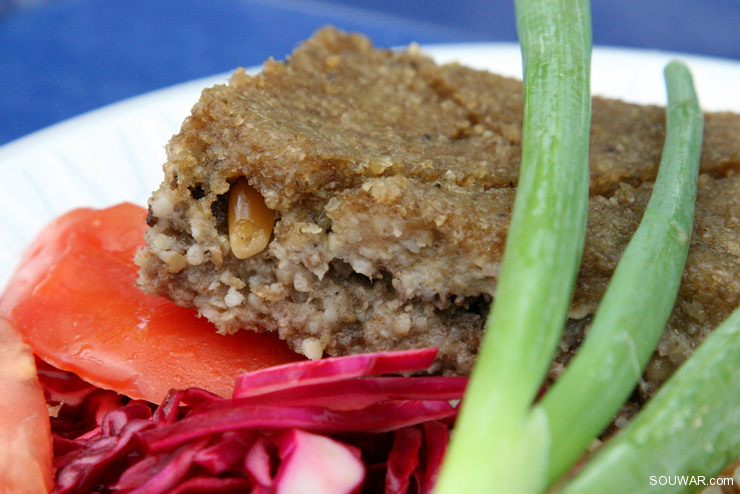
[2, 43, 740, 288]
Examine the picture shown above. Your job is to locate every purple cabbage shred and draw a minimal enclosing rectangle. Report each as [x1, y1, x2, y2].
[39, 349, 466, 494]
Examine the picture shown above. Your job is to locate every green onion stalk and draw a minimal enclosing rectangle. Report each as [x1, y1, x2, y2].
[561, 284, 740, 494]
[556, 63, 740, 494]
[539, 59, 705, 485]
[433, 0, 592, 492]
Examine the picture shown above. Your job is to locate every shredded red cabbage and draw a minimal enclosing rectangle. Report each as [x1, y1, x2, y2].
[39, 349, 466, 494]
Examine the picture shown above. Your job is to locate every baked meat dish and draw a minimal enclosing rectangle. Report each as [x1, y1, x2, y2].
[136, 28, 740, 399]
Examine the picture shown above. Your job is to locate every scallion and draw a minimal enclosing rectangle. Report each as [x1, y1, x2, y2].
[560, 299, 740, 494]
[433, 0, 592, 492]
[539, 59, 704, 484]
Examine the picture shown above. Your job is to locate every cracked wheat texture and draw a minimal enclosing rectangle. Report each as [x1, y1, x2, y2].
[137, 27, 740, 390]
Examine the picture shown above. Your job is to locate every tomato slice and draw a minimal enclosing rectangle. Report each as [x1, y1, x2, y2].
[0, 318, 54, 494]
[0, 203, 303, 403]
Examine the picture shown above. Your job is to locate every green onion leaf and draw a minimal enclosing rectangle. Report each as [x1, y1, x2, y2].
[560, 284, 740, 494]
[539, 59, 704, 484]
[433, 0, 592, 492]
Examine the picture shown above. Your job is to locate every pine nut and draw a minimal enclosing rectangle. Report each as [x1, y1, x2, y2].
[227, 178, 275, 259]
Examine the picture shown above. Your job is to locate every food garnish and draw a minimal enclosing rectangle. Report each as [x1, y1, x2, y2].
[437, 1, 721, 493]
[538, 59, 704, 484]
[0, 318, 54, 494]
[435, 0, 592, 491]
[43, 348, 465, 493]
[561, 300, 740, 494]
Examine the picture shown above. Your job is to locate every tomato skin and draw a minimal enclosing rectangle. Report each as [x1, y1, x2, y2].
[0, 203, 303, 403]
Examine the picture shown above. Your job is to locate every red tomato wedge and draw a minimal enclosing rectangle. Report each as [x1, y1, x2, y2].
[0, 318, 54, 494]
[0, 203, 303, 404]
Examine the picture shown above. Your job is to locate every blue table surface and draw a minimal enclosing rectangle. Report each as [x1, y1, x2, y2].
[1, 0, 738, 147]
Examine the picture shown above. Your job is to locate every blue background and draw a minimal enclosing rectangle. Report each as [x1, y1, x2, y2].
[1, 0, 738, 146]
